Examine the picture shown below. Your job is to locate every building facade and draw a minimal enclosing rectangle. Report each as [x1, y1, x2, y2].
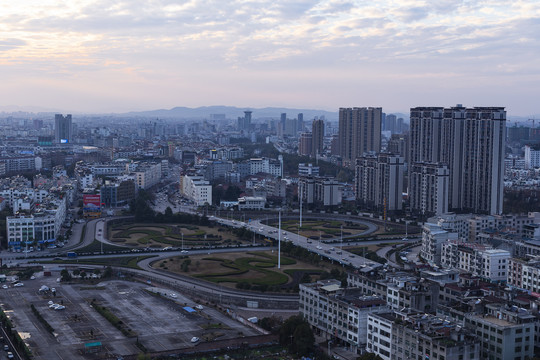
[338, 107, 382, 167]
[409, 106, 506, 215]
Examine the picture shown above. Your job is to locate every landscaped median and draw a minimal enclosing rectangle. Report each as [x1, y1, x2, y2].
[40, 255, 156, 270]
[153, 249, 346, 293]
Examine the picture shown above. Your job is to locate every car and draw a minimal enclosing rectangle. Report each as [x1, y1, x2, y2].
[170, 293, 177, 298]
[7, 351, 14, 359]
[2, 285, 8, 289]
[55, 305, 66, 310]
[195, 304, 203, 310]
[30, 275, 36, 280]
[181, 250, 188, 254]
[191, 337, 199, 343]
[49, 304, 58, 309]
[3, 344, 8, 350]
[316, 246, 322, 250]
[14, 283, 24, 287]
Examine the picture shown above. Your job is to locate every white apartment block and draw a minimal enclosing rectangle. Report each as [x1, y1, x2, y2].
[299, 280, 388, 355]
[421, 222, 458, 266]
[524, 145, 540, 169]
[248, 156, 283, 177]
[181, 175, 212, 206]
[464, 304, 536, 360]
[367, 312, 480, 360]
[427, 212, 473, 239]
[441, 242, 509, 282]
[508, 258, 540, 293]
[237, 196, 265, 210]
[133, 162, 162, 190]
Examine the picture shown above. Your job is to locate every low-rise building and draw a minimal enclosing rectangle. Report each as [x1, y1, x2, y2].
[366, 312, 480, 360]
[181, 175, 212, 206]
[237, 196, 265, 210]
[299, 280, 388, 354]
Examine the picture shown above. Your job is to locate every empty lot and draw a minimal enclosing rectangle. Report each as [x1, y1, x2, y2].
[0, 272, 257, 359]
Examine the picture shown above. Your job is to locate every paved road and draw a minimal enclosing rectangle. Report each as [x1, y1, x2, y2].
[212, 216, 382, 269]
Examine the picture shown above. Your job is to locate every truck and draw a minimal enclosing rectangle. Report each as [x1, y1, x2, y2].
[67, 252, 78, 258]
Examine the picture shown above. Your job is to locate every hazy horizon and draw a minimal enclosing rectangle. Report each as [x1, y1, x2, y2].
[1, 1, 539, 116]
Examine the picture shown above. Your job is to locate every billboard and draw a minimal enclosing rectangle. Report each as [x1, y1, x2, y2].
[60, 139, 69, 144]
[83, 194, 101, 212]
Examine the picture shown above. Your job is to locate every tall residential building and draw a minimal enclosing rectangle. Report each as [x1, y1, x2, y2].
[409, 162, 449, 216]
[298, 132, 312, 156]
[355, 153, 404, 212]
[297, 113, 304, 132]
[237, 110, 252, 131]
[54, 114, 72, 144]
[524, 144, 540, 168]
[311, 119, 324, 158]
[338, 107, 382, 166]
[409, 106, 506, 215]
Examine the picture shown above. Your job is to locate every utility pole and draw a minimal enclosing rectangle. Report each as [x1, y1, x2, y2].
[278, 210, 282, 269]
[299, 182, 303, 228]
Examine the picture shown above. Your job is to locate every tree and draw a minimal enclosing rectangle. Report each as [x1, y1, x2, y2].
[279, 316, 315, 357]
[60, 269, 71, 282]
[103, 266, 113, 278]
[291, 323, 315, 356]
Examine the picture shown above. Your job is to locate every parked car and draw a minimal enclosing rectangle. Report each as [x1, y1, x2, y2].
[190, 337, 199, 343]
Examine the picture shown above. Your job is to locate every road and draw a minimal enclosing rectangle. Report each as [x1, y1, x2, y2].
[211, 215, 383, 269]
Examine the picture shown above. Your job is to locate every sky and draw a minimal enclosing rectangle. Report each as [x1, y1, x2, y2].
[1, 0, 539, 115]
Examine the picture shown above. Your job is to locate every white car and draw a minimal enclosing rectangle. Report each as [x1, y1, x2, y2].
[191, 337, 199, 343]
[2, 285, 8, 289]
[170, 293, 177, 298]
[14, 283, 24, 287]
[195, 304, 203, 310]
[55, 305, 66, 310]
[181, 250, 189, 254]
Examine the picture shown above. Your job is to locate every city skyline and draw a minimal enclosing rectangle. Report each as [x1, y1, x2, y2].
[1, 1, 539, 115]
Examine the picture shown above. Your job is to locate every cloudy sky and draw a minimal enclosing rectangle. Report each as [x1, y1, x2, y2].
[1, 0, 539, 115]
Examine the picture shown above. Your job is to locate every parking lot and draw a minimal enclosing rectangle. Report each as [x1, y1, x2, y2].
[0, 272, 257, 359]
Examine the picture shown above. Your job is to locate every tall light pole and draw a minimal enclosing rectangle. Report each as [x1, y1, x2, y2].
[299, 182, 303, 228]
[278, 210, 282, 269]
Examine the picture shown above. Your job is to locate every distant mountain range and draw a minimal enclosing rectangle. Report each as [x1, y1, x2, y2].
[1, 104, 536, 124]
[120, 106, 340, 121]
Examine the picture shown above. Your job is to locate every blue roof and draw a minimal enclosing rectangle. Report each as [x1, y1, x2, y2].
[183, 306, 196, 313]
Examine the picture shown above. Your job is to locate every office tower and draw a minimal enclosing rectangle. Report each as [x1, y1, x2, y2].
[312, 119, 324, 158]
[338, 107, 382, 166]
[54, 114, 72, 144]
[355, 153, 404, 212]
[409, 105, 506, 215]
[297, 113, 304, 132]
[298, 132, 312, 156]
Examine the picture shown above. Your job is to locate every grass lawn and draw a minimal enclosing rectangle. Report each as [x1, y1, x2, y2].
[268, 219, 370, 239]
[153, 250, 340, 291]
[42, 255, 156, 269]
[109, 223, 252, 249]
